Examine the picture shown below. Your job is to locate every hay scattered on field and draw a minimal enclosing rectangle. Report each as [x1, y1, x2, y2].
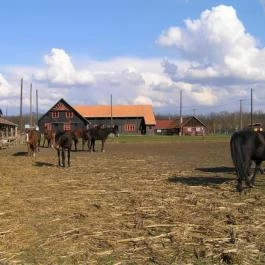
[0, 141, 264, 264]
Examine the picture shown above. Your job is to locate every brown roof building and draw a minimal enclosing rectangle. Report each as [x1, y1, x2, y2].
[0, 116, 18, 139]
[75, 105, 156, 135]
[155, 116, 206, 136]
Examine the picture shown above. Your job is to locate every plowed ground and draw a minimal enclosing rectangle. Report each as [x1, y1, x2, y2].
[0, 138, 264, 264]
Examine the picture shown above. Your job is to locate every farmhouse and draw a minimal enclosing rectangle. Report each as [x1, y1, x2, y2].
[180, 116, 206, 136]
[38, 98, 89, 133]
[74, 105, 156, 135]
[155, 116, 206, 136]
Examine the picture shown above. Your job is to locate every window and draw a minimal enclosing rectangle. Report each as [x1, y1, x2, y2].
[64, 123, 71, 131]
[124, 124, 136, 132]
[65, 111, 73, 118]
[196, 127, 201, 132]
[51, 111, 59, 118]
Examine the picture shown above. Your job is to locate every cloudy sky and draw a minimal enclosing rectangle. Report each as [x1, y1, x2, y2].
[1, 0, 265, 116]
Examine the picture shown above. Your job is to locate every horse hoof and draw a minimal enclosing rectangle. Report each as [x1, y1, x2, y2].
[236, 184, 243, 192]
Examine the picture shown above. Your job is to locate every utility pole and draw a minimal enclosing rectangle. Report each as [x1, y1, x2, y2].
[250, 88, 253, 127]
[110, 94, 113, 127]
[30, 83, 33, 126]
[19, 78, 23, 133]
[36, 89, 39, 126]
[179, 89, 183, 136]
[240, 99, 243, 129]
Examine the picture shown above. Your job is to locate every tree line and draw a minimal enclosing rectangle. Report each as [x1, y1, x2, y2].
[156, 111, 265, 135]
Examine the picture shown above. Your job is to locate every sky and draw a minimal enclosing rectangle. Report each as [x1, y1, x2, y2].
[1, 0, 265, 116]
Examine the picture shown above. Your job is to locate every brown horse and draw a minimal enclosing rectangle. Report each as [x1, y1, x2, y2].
[26, 129, 41, 156]
[71, 128, 84, 151]
[71, 127, 92, 151]
[42, 129, 55, 148]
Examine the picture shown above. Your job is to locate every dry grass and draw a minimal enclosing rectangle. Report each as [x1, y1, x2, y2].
[0, 139, 264, 264]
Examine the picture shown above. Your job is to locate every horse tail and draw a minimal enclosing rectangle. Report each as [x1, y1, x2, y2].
[230, 132, 248, 190]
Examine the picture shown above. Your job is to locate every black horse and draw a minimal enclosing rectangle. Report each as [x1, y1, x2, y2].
[230, 128, 265, 192]
[84, 126, 119, 152]
[54, 131, 72, 167]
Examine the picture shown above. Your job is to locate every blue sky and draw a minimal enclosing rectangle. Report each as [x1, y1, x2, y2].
[1, 0, 265, 117]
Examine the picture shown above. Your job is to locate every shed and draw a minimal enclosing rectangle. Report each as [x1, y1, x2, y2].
[155, 119, 178, 135]
[0, 116, 18, 139]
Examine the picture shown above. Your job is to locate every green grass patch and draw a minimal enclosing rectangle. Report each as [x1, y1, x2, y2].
[111, 134, 230, 143]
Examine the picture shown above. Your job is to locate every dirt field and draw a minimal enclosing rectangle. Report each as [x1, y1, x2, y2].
[0, 138, 264, 264]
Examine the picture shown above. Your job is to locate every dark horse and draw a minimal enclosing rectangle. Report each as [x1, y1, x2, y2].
[54, 131, 72, 167]
[84, 126, 119, 152]
[71, 128, 87, 151]
[230, 128, 265, 192]
[42, 129, 55, 148]
[26, 129, 41, 156]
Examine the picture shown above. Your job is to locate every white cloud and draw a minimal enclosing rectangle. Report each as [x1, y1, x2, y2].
[0, 74, 11, 97]
[156, 5, 265, 107]
[157, 5, 265, 81]
[133, 95, 153, 105]
[34, 48, 95, 85]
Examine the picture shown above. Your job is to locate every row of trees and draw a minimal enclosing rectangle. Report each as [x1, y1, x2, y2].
[197, 111, 265, 134]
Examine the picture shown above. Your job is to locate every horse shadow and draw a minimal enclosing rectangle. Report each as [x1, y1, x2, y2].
[12, 151, 28, 156]
[34, 161, 55, 167]
[195, 166, 235, 174]
[169, 166, 235, 186]
[168, 175, 234, 186]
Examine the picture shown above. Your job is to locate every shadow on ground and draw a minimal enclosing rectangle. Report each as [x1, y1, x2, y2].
[168, 175, 234, 186]
[12, 152, 28, 156]
[34, 161, 55, 167]
[195, 166, 235, 173]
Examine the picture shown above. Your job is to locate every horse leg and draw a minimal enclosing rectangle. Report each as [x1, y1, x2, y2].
[57, 149, 61, 167]
[33, 145, 36, 157]
[101, 140, 105, 152]
[62, 148, 66, 167]
[67, 149, 71, 167]
[247, 160, 261, 188]
[27, 143, 30, 156]
[92, 139, 96, 152]
[74, 139, 78, 151]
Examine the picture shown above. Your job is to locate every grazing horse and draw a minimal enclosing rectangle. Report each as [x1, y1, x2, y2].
[42, 129, 55, 148]
[230, 128, 265, 192]
[54, 131, 72, 167]
[26, 129, 41, 157]
[85, 126, 119, 152]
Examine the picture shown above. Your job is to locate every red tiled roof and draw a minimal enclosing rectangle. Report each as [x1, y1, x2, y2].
[74, 105, 156, 125]
[155, 119, 177, 129]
